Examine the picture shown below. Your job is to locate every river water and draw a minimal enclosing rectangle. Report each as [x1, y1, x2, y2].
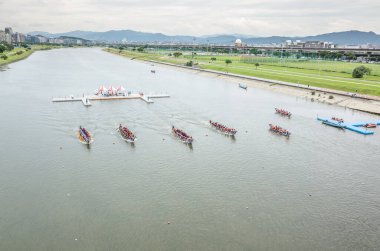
[0, 48, 379, 250]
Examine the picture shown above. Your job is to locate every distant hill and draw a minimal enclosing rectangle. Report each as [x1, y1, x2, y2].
[302, 31, 380, 45]
[28, 31, 52, 37]
[27, 30, 380, 45]
[58, 36, 91, 42]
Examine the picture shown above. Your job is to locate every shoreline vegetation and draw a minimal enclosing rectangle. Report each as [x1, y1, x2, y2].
[0, 45, 64, 67]
[104, 47, 380, 115]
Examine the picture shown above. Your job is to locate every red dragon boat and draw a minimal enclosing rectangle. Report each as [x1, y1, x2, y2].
[119, 124, 137, 143]
[209, 120, 237, 136]
[172, 126, 193, 144]
[364, 123, 376, 128]
[269, 124, 291, 137]
[275, 108, 291, 117]
[78, 126, 93, 144]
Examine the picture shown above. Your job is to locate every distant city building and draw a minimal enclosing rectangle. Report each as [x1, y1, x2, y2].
[26, 35, 35, 43]
[35, 35, 48, 43]
[12, 32, 26, 43]
[24, 34, 92, 45]
[1, 27, 27, 44]
[60, 36, 82, 45]
[284, 40, 336, 49]
[0, 30, 7, 42]
[48, 37, 64, 44]
[0, 29, 12, 43]
[235, 38, 243, 47]
[1, 26, 94, 46]
[340, 45, 361, 49]
[356, 43, 380, 49]
[285, 40, 305, 48]
[4, 27, 13, 35]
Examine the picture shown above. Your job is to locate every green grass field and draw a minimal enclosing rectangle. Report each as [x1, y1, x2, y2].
[106, 48, 380, 96]
[0, 45, 63, 66]
[209, 55, 380, 76]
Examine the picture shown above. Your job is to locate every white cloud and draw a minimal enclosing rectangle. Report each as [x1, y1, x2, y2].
[0, 0, 379, 36]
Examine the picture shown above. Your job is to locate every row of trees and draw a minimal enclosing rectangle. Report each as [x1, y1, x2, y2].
[223, 59, 259, 69]
[0, 42, 14, 53]
[111, 45, 373, 79]
[158, 46, 371, 61]
[115, 45, 146, 53]
[115, 44, 379, 62]
[0, 42, 15, 60]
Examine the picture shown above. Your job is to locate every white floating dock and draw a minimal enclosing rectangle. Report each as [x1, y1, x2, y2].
[147, 94, 170, 98]
[82, 97, 91, 106]
[52, 96, 82, 102]
[52, 93, 170, 106]
[140, 95, 154, 103]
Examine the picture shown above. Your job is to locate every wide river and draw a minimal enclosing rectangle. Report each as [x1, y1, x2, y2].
[0, 48, 379, 250]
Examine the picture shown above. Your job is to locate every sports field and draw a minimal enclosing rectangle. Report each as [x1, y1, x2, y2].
[106, 48, 380, 97]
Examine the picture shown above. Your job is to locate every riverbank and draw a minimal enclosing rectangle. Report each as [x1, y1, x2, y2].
[104, 48, 380, 97]
[0, 45, 64, 66]
[105, 48, 380, 115]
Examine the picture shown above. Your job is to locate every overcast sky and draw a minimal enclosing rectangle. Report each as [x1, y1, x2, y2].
[0, 0, 379, 36]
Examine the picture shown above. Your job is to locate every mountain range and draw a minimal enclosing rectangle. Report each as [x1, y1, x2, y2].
[28, 30, 380, 45]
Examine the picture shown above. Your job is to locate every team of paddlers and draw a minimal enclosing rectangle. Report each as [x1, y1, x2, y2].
[330, 118, 377, 129]
[76, 105, 380, 145]
[209, 120, 237, 135]
[275, 108, 292, 117]
[78, 126, 92, 144]
[269, 124, 291, 137]
[332, 117, 344, 123]
[78, 119, 291, 145]
[119, 124, 137, 142]
[272, 108, 292, 136]
[77, 107, 298, 145]
[364, 123, 377, 128]
[172, 126, 193, 144]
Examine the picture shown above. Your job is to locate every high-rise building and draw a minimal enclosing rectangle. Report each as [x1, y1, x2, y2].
[0, 30, 6, 42]
[4, 27, 13, 35]
[12, 32, 26, 43]
[0, 29, 12, 43]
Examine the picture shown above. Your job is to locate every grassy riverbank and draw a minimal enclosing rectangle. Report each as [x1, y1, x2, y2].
[0, 45, 63, 66]
[105, 48, 380, 97]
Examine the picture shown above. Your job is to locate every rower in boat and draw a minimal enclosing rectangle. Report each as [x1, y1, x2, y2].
[172, 126, 193, 144]
[209, 120, 237, 136]
[320, 119, 345, 129]
[78, 126, 93, 144]
[275, 108, 292, 117]
[364, 123, 376, 128]
[269, 124, 291, 137]
[118, 124, 137, 143]
[331, 117, 344, 123]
